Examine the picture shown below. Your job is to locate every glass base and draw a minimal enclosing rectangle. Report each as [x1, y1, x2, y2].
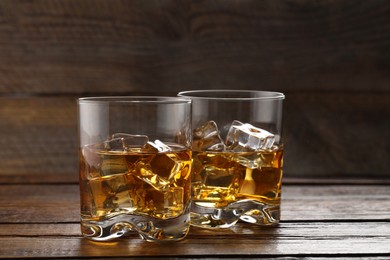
[81, 209, 190, 242]
[190, 199, 280, 229]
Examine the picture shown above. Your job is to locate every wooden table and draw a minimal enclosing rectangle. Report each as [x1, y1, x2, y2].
[1, 178, 389, 259]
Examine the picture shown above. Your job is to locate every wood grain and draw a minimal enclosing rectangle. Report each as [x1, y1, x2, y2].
[0, 185, 79, 223]
[284, 92, 390, 177]
[0, 222, 389, 257]
[0, 0, 389, 94]
[1, 222, 389, 238]
[0, 223, 81, 236]
[0, 183, 389, 258]
[1, 184, 389, 223]
[0, 97, 78, 182]
[282, 185, 390, 221]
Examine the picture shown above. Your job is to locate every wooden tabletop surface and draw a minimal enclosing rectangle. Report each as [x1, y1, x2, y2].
[0, 1, 389, 258]
[1, 177, 389, 259]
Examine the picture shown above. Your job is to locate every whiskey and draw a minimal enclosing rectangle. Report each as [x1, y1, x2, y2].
[79, 143, 192, 241]
[191, 146, 283, 228]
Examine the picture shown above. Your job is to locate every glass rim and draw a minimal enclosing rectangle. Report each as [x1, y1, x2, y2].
[178, 90, 285, 100]
[78, 96, 192, 104]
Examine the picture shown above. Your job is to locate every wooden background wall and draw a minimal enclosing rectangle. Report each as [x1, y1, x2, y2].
[0, 0, 389, 183]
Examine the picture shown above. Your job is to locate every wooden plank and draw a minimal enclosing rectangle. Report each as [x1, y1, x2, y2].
[1, 222, 389, 238]
[0, 185, 80, 223]
[284, 177, 390, 185]
[0, 222, 389, 257]
[0, 223, 81, 236]
[0, 184, 389, 223]
[0, 0, 390, 94]
[282, 185, 390, 221]
[0, 97, 79, 183]
[0, 93, 389, 182]
[283, 92, 390, 177]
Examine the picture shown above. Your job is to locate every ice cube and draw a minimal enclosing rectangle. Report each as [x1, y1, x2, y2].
[104, 138, 126, 151]
[192, 152, 239, 191]
[163, 187, 184, 213]
[107, 133, 149, 151]
[149, 152, 182, 181]
[230, 153, 262, 169]
[225, 120, 275, 152]
[88, 173, 135, 217]
[82, 143, 130, 178]
[194, 163, 240, 203]
[202, 165, 240, 189]
[139, 186, 184, 218]
[193, 121, 225, 151]
[113, 190, 137, 212]
[132, 161, 171, 191]
[82, 134, 149, 179]
[100, 155, 129, 176]
[233, 148, 280, 170]
[143, 139, 171, 153]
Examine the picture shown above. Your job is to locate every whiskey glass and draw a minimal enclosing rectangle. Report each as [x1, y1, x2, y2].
[78, 96, 192, 241]
[178, 90, 284, 228]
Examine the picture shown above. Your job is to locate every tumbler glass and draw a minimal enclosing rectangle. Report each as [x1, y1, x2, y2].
[78, 96, 192, 242]
[178, 90, 284, 228]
